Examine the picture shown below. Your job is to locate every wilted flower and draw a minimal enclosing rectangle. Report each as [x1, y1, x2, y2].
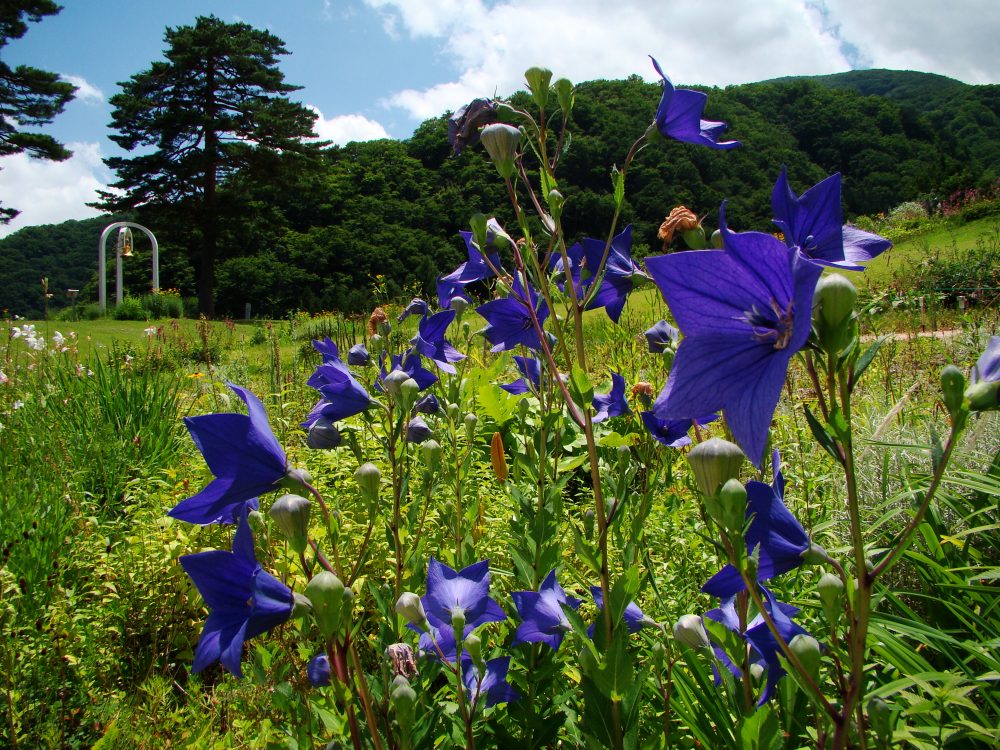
[179, 508, 293, 678]
[169, 383, 290, 525]
[592, 371, 631, 423]
[772, 167, 891, 269]
[368, 306, 389, 335]
[385, 643, 418, 678]
[658, 206, 701, 248]
[646, 204, 823, 466]
[511, 569, 581, 651]
[649, 56, 740, 150]
[448, 98, 499, 155]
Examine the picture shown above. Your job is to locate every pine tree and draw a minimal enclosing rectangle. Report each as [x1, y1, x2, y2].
[95, 15, 322, 316]
[0, 0, 76, 223]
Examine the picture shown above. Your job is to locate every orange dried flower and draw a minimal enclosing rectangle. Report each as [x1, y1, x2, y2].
[658, 206, 701, 249]
[368, 306, 388, 335]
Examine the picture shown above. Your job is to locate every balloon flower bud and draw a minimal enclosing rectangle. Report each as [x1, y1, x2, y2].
[673, 614, 711, 651]
[450, 296, 470, 315]
[292, 591, 313, 619]
[391, 675, 417, 735]
[817, 572, 845, 624]
[714, 478, 747, 534]
[463, 633, 484, 666]
[384, 369, 409, 397]
[469, 213, 489, 251]
[524, 66, 553, 109]
[306, 571, 349, 642]
[347, 343, 370, 367]
[421, 439, 442, 469]
[414, 392, 440, 415]
[447, 402, 461, 423]
[307, 416, 342, 450]
[268, 493, 312, 554]
[406, 416, 433, 444]
[395, 592, 428, 631]
[368, 333, 384, 354]
[399, 377, 420, 411]
[553, 77, 574, 116]
[814, 273, 857, 329]
[308, 653, 332, 687]
[479, 123, 522, 179]
[965, 380, 999, 412]
[547, 189, 565, 221]
[940, 365, 966, 417]
[463, 412, 478, 442]
[789, 633, 821, 681]
[282, 466, 312, 494]
[687, 438, 745, 499]
[354, 462, 381, 506]
[583, 509, 595, 540]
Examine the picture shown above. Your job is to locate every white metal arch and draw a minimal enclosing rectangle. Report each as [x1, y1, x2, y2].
[97, 221, 159, 312]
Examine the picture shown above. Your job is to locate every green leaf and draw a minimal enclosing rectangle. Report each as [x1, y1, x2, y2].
[479, 383, 518, 426]
[804, 406, 841, 463]
[738, 705, 782, 750]
[852, 335, 889, 386]
[572, 525, 601, 575]
[611, 166, 625, 210]
[569, 364, 594, 408]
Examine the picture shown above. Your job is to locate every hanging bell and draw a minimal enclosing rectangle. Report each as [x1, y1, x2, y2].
[116, 227, 134, 257]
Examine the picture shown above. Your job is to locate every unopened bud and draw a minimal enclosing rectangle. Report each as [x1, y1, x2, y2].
[583, 509, 595, 540]
[268, 493, 311, 554]
[395, 592, 428, 630]
[399, 378, 420, 410]
[384, 369, 409, 397]
[469, 213, 488, 251]
[368, 334, 383, 353]
[553, 77, 574, 116]
[965, 380, 999, 412]
[306, 571, 348, 641]
[789, 634, 821, 681]
[421, 439, 442, 468]
[450, 608, 466, 636]
[347, 343, 370, 367]
[463, 633, 483, 665]
[687, 438, 745, 499]
[355, 462, 381, 505]
[406, 416, 433, 444]
[715, 478, 747, 533]
[480, 123, 522, 179]
[450, 296, 470, 315]
[817, 572, 844, 624]
[814, 273, 857, 329]
[307, 416, 342, 449]
[524, 66, 553, 109]
[292, 592, 312, 619]
[710, 229, 723, 249]
[464, 412, 478, 442]
[940, 365, 966, 417]
[282, 466, 312, 493]
[547, 189, 564, 221]
[673, 614, 711, 651]
[447, 402, 461, 422]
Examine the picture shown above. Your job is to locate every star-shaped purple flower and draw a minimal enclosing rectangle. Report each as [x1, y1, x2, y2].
[437, 223, 505, 307]
[410, 309, 466, 373]
[398, 298, 430, 323]
[376, 350, 439, 392]
[580, 226, 648, 323]
[645, 204, 823, 467]
[169, 383, 289, 525]
[589, 586, 654, 635]
[463, 656, 520, 708]
[702, 451, 825, 597]
[650, 56, 740, 150]
[592, 371, 631, 423]
[304, 359, 372, 427]
[500, 355, 542, 395]
[179, 508, 293, 678]
[421, 558, 507, 633]
[772, 167, 891, 270]
[640, 412, 717, 447]
[477, 275, 549, 353]
[511, 569, 582, 651]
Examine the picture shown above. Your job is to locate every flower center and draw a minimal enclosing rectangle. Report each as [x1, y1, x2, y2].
[744, 298, 795, 350]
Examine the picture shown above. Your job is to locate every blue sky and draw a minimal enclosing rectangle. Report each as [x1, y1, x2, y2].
[2, 0, 998, 237]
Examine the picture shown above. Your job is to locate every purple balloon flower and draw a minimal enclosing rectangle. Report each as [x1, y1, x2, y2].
[511, 569, 582, 651]
[650, 56, 741, 150]
[592, 371, 631, 423]
[313, 337, 340, 362]
[580, 225, 649, 323]
[308, 653, 332, 687]
[421, 558, 507, 633]
[347, 343, 370, 367]
[398, 298, 430, 323]
[463, 656, 520, 708]
[304, 359, 372, 427]
[971, 335, 1000, 384]
[645, 204, 823, 467]
[416, 620, 475, 663]
[376, 350, 439, 392]
[644, 319, 679, 353]
[589, 586, 655, 635]
[406, 416, 433, 444]
[702, 451, 826, 598]
[410, 309, 466, 373]
[414, 392, 440, 414]
[437, 223, 505, 307]
[640, 412, 717, 447]
[179, 508, 293, 678]
[772, 167, 891, 270]
[477, 275, 549, 353]
[169, 383, 289, 525]
[500, 355, 542, 395]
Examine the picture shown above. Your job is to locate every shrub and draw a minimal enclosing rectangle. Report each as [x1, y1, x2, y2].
[112, 296, 148, 321]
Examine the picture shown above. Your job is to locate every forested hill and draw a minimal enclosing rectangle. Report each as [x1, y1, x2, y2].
[3, 68, 998, 318]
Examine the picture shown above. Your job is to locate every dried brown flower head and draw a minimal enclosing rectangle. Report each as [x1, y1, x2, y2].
[658, 206, 701, 249]
[368, 306, 389, 336]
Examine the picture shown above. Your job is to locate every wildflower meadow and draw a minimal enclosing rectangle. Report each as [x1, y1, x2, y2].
[1, 59, 998, 750]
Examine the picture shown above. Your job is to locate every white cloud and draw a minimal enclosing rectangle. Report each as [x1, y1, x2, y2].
[363, 0, 1000, 122]
[0, 142, 109, 239]
[308, 106, 391, 144]
[60, 75, 104, 104]
[363, 0, 854, 120]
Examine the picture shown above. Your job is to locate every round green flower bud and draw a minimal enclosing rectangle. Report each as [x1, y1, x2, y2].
[547, 189, 565, 221]
[368, 333, 383, 353]
[687, 438, 745, 499]
[306, 571, 347, 641]
[292, 592, 313, 619]
[268, 493, 311, 554]
[469, 213, 489, 251]
[282, 466, 312, 493]
[480, 123, 522, 179]
[421, 439, 442, 468]
[451, 296, 470, 315]
[463, 633, 483, 665]
[391, 676, 417, 734]
[789, 633, 821, 681]
[524, 66, 553, 108]
[814, 273, 857, 329]
[714, 478, 747, 533]
[447, 402, 461, 422]
[395, 592, 428, 631]
[399, 377, 420, 410]
[553, 77, 574, 115]
[355, 462, 381, 506]
[463, 412, 478, 442]
[965, 380, 999, 412]
[817, 572, 845, 624]
[710, 229, 724, 249]
[450, 607, 466, 636]
[384, 369, 410, 397]
[673, 614, 711, 651]
[940, 364, 966, 417]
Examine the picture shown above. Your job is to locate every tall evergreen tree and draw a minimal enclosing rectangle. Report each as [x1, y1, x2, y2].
[95, 15, 322, 316]
[0, 1, 76, 223]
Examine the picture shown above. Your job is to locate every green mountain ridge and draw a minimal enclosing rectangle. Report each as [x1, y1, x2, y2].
[2, 68, 998, 318]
